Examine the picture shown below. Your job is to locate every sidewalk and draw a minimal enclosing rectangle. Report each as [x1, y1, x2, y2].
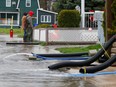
[0, 35, 23, 42]
[0, 35, 61, 54]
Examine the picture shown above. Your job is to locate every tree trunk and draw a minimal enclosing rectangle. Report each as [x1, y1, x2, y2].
[106, 0, 113, 56]
[106, 0, 113, 40]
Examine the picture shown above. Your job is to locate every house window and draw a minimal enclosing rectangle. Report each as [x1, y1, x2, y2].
[6, 0, 11, 7]
[12, 1, 16, 6]
[41, 15, 51, 23]
[26, 0, 31, 7]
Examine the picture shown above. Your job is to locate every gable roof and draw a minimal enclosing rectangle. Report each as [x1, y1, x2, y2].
[38, 9, 58, 14]
[16, 0, 40, 9]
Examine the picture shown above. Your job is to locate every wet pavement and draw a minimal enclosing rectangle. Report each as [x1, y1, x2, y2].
[0, 35, 116, 87]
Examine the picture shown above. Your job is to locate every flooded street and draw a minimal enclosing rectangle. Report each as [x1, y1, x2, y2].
[0, 35, 116, 87]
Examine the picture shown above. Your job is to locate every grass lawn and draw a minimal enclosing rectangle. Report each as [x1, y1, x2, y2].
[0, 28, 23, 37]
[55, 44, 102, 53]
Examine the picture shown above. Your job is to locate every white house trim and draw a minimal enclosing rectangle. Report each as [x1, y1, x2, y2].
[41, 15, 51, 23]
[0, 12, 19, 13]
[17, 0, 40, 9]
[26, 0, 31, 7]
[16, 0, 20, 9]
[37, 9, 39, 24]
[38, 9, 58, 14]
[37, 0, 40, 9]
[6, 0, 11, 7]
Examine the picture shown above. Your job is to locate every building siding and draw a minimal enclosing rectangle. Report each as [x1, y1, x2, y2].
[18, 0, 39, 26]
[38, 10, 55, 25]
[0, 0, 57, 27]
[0, 0, 18, 12]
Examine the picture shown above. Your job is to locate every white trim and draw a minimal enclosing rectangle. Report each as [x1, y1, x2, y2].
[41, 15, 51, 23]
[16, 0, 20, 9]
[26, 0, 31, 7]
[0, 12, 19, 13]
[6, 0, 11, 7]
[17, 0, 40, 9]
[37, 9, 39, 24]
[38, 9, 58, 14]
[0, 24, 19, 26]
[37, 0, 40, 9]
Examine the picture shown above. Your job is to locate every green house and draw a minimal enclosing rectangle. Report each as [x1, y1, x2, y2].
[0, 0, 57, 27]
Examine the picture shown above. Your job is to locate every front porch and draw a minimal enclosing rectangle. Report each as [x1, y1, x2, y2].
[0, 12, 19, 27]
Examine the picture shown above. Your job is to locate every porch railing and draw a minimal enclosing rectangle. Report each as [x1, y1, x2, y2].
[0, 19, 18, 26]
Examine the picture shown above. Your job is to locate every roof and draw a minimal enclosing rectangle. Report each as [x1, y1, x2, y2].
[38, 9, 58, 14]
[16, 0, 40, 9]
[0, 10, 18, 13]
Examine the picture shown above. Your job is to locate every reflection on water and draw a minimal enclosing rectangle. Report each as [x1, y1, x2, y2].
[0, 42, 96, 87]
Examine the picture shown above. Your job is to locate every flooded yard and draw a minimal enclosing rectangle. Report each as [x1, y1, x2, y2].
[0, 35, 116, 87]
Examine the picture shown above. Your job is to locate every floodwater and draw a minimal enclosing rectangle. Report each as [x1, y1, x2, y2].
[0, 35, 116, 87]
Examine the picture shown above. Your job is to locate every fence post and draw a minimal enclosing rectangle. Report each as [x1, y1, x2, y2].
[46, 29, 49, 45]
[81, 0, 85, 28]
[39, 29, 41, 41]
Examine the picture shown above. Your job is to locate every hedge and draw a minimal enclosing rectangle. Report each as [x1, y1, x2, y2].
[58, 10, 81, 27]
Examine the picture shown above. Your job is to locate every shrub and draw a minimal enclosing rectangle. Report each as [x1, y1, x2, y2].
[35, 24, 51, 28]
[107, 28, 116, 35]
[58, 10, 81, 27]
[111, 0, 116, 15]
